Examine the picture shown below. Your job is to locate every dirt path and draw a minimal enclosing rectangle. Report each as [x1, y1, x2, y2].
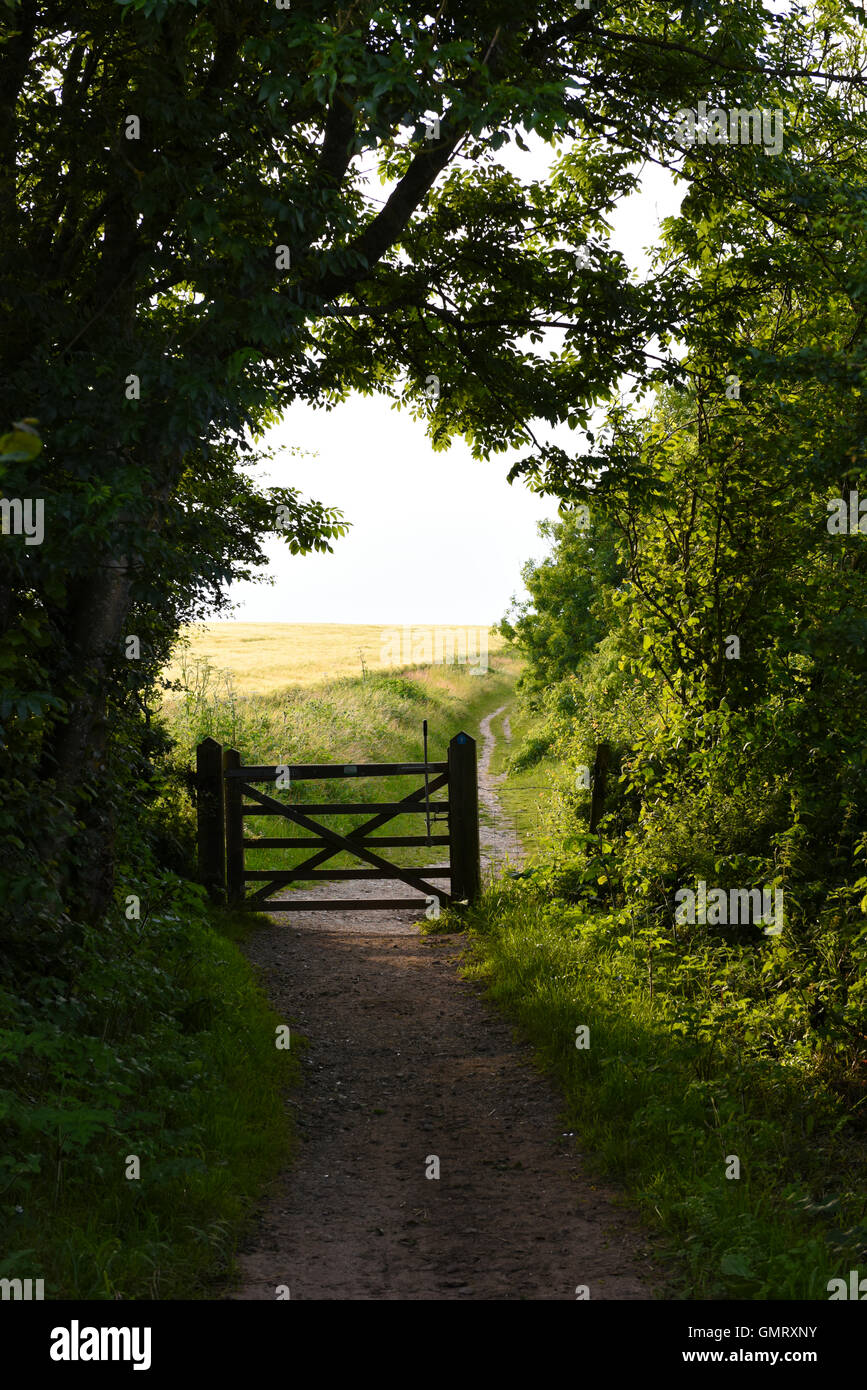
[477, 705, 522, 878]
[229, 706, 663, 1300]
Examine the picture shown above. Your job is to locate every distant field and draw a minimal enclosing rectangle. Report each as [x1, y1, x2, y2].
[164, 622, 506, 696]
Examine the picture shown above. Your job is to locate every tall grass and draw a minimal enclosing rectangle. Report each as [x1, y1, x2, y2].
[161, 653, 519, 881]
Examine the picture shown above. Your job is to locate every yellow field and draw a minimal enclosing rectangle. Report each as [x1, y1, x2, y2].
[164, 622, 506, 696]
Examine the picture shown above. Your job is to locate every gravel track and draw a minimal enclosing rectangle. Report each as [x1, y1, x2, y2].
[228, 706, 662, 1300]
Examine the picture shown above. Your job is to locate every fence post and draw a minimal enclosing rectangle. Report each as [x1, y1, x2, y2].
[223, 746, 244, 907]
[196, 737, 226, 902]
[448, 731, 481, 904]
[589, 741, 610, 833]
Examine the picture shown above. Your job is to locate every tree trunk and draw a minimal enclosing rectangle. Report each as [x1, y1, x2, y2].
[44, 555, 133, 924]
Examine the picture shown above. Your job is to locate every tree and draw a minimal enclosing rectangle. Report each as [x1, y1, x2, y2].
[0, 0, 833, 924]
[499, 509, 621, 696]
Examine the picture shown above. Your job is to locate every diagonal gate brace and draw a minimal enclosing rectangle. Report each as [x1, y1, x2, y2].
[280, 771, 448, 879]
[241, 781, 452, 906]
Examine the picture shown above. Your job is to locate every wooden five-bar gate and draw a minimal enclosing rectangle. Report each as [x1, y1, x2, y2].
[194, 732, 480, 913]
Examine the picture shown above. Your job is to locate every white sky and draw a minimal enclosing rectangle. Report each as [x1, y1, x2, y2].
[226, 144, 684, 626]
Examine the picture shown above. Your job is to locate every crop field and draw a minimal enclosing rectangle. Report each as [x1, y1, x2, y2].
[161, 638, 520, 880]
[163, 622, 506, 696]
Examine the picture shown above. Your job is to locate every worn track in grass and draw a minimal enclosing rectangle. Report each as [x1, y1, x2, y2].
[229, 706, 664, 1300]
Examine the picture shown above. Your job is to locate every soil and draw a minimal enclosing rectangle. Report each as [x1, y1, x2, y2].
[228, 706, 665, 1300]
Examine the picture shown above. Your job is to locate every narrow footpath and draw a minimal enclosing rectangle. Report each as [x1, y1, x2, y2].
[229, 706, 662, 1299]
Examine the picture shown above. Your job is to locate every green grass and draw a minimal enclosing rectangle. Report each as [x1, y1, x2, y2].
[485, 697, 559, 855]
[439, 700, 867, 1299]
[163, 653, 520, 889]
[0, 887, 300, 1299]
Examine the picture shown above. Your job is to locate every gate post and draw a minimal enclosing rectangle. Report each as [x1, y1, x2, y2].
[448, 731, 481, 904]
[196, 737, 226, 902]
[589, 741, 610, 833]
[223, 746, 244, 907]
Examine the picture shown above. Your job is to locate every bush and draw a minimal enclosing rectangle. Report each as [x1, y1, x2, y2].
[0, 859, 295, 1298]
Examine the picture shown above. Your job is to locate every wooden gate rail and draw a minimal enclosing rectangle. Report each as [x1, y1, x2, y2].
[225, 762, 448, 779]
[238, 781, 450, 905]
[194, 732, 480, 913]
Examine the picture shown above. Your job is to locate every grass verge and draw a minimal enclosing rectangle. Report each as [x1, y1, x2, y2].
[1, 878, 300, 1299]
[439, 705, 867, 1300]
